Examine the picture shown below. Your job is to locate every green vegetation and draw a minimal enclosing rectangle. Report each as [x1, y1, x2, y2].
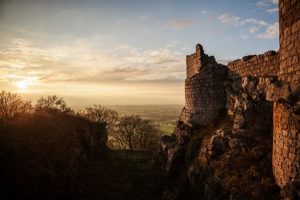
[159, 123, 176, 135]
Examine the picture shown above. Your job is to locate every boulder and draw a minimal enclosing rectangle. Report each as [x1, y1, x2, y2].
[207, 129, 229, 158]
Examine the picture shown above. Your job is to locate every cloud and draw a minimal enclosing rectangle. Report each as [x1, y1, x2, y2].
[168, 19, 197, 29]
[241, 35, 249, 40]
[218, 14, 269, 28]
[238, 19, 277, 39]
[0, 38, 186, 90]
[102, 67, 151, 81]
[239, 19, 269, 27]
[266, 8, 279, 13]
[249, 26, 260, 34]
[256, 0, 278, 8]
[256, 0, 279, 14]
[165, 41, 180, 48]
[256, 22, 279, 39]
[218, 13, 240, 26]
[217, 12, 278, 40]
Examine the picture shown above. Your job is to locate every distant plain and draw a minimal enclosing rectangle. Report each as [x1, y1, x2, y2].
[108, 105, 182, 135]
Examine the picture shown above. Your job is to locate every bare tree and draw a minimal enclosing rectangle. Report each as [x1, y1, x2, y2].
[0, 91, 32, 121]
[115, 115, 140, 150]
[114, 115, 160, 151]
[84, 105, 118, 135]
[36, 95, 73, 114]
[83, 105, 119, 149]
[136, 119, 160, 150]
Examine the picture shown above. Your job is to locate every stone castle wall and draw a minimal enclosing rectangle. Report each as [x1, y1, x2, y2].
[186, 44, 217, 79]
[181, 45, 227, 126]
[272, 0, 300, 188]
[180, 0, 299, 190]
[186, 45, 201, 78]
[181, 65, 227, 126]
[279, 0, 300, 85]
[273, 101, 300, 187]
[226, 51, 279, 136]
[228, 51, 279, 78]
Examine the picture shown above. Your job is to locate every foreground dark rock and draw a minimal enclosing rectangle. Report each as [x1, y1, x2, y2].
[0, 111, 107, 200]
[0, 111, 169, 200]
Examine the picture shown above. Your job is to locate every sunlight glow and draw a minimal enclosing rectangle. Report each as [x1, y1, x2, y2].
[16, 80, 28, 91]
[15, 77, 38, 92]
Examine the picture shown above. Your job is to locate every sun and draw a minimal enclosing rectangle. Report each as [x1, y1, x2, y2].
[15, 77, 38, 92]
[16, 80, 28, 91]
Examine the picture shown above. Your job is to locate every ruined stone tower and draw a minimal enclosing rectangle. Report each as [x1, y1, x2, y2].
[272, 0, 300, 188]
[180, 44, 227, 127]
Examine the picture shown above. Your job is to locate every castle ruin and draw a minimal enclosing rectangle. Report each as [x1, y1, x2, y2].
[178, 0, 300, 193]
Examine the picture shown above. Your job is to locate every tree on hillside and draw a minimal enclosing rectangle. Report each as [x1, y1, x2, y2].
[35, 95, 73, 114]
[84, 105, 118, 135]
[115, 115, 141, 150]
[0, 91, 32, 121]
[114, 115, 160, 151]
[136, 119, 160, 150]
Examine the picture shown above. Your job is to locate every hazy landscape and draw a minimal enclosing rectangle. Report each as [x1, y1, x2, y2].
[1, 0, 299, 200]
[72, 104, 182, 134]
[108, 105, 182, 134]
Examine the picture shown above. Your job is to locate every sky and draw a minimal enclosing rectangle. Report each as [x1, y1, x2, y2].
[0, 0, 279, 105]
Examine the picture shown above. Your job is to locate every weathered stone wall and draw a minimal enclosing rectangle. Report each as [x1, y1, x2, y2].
[228, 51, 279, 78]
[272, 0, 300, 189]
[186, 44, 217, 79]
[225, 1, 300, 189]
[273, 101, 300, 187]
[225, 50, 280, 137]
[181, 65, 227, 126]
[186, 45, 201, 78]
[181, 45, 227, 126]
[279, 0, 300, 85]
[226, 51, 280, 135]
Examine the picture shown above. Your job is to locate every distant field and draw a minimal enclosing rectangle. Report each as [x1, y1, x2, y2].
[108, 105, 183, 135]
